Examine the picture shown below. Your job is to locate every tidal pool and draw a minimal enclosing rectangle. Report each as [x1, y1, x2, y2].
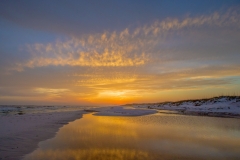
[24, 112, 240, 160]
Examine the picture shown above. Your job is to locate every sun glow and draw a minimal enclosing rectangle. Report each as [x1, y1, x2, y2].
[1, 5, 240, 105]
[99, 90, 128, 97]
[86, 90, 141, 105]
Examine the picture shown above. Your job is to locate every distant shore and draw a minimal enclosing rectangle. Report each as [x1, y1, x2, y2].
[128, 96, 240, 119]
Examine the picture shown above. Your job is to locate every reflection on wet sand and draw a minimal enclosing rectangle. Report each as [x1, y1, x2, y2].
[24, 113, 240, 160]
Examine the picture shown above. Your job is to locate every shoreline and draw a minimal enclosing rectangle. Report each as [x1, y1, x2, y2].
[0, 110, 85, 160]
[87, 106, 240, 119]
[181, 110, 240, 119]
[90, 106, 157, 116]
[1, 101, 239, 160]
[157, 109, 240, 119]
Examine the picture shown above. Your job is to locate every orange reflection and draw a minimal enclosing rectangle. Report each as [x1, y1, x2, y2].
[24, 113, 240, 160]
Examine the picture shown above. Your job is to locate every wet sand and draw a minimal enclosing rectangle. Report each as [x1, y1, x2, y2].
[0, 110, 85, 160]
[23, 113, 240, 160]
[0, 107, 156, 160]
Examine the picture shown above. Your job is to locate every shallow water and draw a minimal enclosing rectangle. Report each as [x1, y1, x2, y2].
[24, 113, 240, 160]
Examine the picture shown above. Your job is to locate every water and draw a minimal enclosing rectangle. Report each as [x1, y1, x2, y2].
[24, 113, 240, 160]
[0, 105, 91, 116]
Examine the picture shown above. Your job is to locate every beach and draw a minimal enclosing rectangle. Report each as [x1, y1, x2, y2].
[0, 109, 85, 160]
[24, 111, 240, 160]
[0, 106, 157, 160]
[1, 97, 240, 160]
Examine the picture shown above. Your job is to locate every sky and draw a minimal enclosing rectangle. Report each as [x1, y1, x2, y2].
[0, 0, 240, 105]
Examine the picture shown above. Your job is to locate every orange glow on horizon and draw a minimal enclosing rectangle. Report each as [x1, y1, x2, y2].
[1, 6, 240, 105]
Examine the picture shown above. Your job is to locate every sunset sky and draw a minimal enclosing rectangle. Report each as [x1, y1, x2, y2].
[0, 0, 240, 105]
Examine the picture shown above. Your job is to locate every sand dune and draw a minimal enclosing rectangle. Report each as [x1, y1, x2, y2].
[130, 96, 240, 118]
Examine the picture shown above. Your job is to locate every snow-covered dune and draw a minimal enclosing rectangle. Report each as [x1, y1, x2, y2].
[130, 96, 240, 118]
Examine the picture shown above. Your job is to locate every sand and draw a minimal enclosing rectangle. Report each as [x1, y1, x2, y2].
[130, 96, 240, 118]
[0, 110, 85, 160]
[1, 99, 239, 160]
[0, 106, 157, 160]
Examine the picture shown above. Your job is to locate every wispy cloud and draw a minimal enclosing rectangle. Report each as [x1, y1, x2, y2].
[73, 65, 240, 91]
[2, 8, 240, 104]
[12, 8, 240, 71]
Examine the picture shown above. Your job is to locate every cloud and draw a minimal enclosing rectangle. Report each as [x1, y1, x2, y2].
[2, 7, 240, 104]
[34, 88, 70, 97]
[1, 65, 240, 104]
[1, 1, 239, 37]
[0, 87, 69, 98]
[70, 65, 240, 95]
[11, 8, 240, 72]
